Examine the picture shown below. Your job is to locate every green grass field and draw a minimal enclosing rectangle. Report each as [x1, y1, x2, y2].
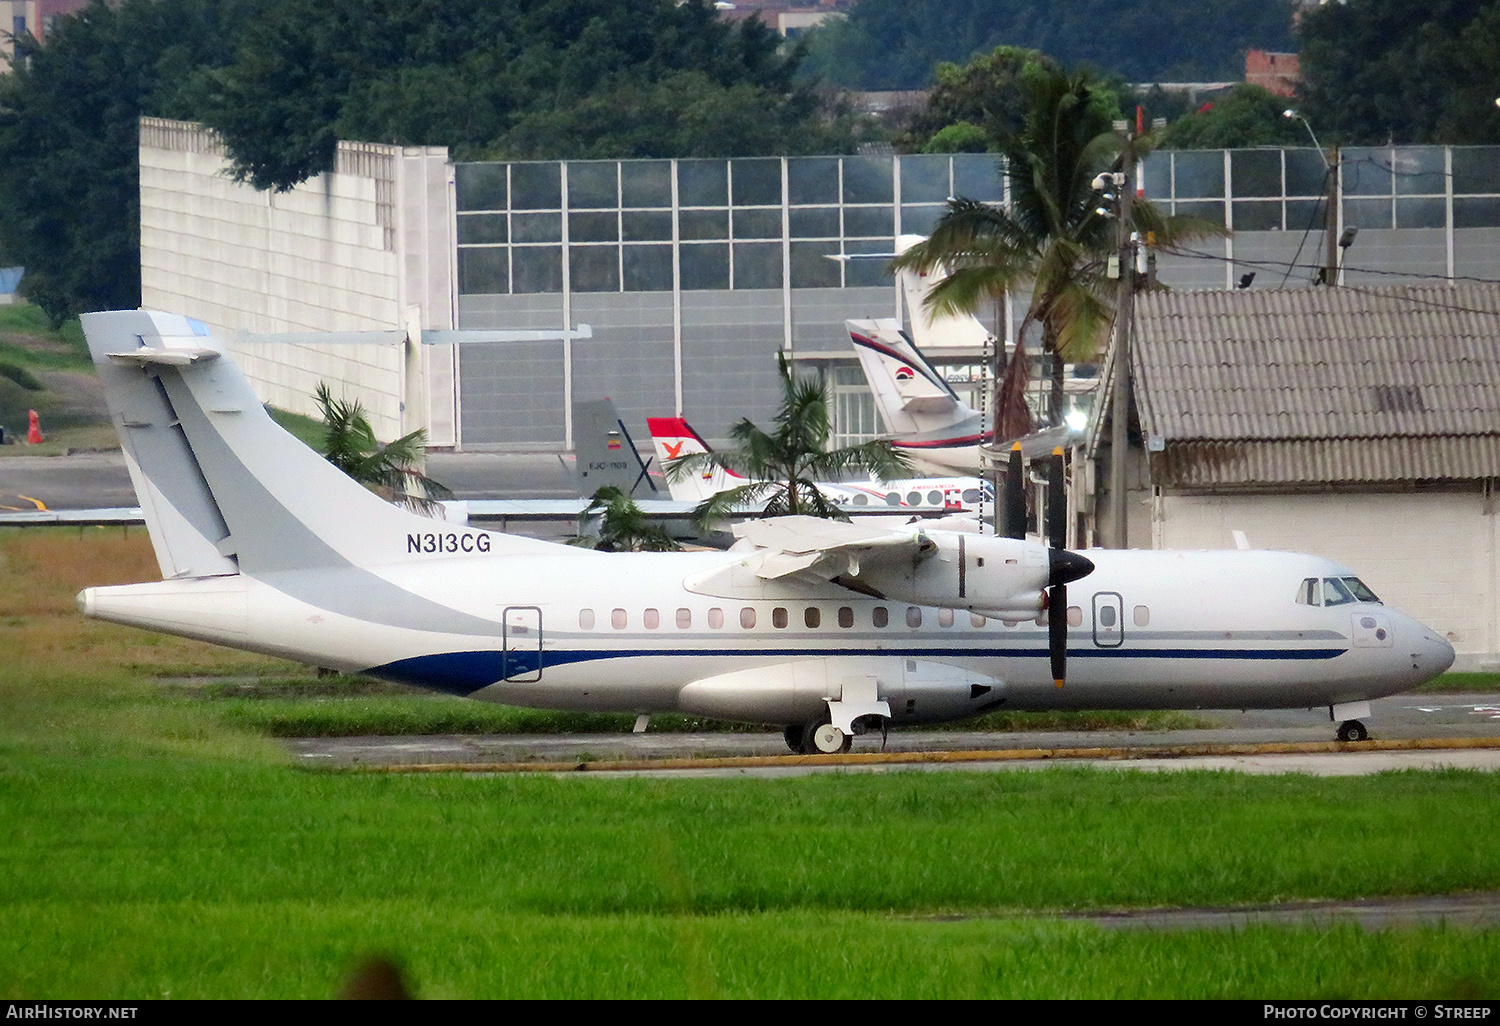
[2, 527, 1499, 999]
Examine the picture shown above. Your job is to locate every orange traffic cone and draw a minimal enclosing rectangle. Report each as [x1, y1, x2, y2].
[27, 409, 42, 444]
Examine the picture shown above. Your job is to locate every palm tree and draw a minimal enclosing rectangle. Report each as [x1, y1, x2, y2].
[572, 486, 681, 552]
[893, 67, 1218, 439]
[665, 352, 910, 526]
[314, 382, 451, 514]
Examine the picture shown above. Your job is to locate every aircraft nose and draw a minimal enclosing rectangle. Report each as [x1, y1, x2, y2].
[1420, 631, 1457, 677]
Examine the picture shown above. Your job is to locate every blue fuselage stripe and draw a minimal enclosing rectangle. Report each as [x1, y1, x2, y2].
[367, 645, 1349, 695]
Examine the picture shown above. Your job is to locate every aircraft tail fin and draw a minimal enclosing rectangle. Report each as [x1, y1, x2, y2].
[645, 416, 745, 503]
[572, 398, 658, 499]
[893, 234, 997, 352]
[82, 309, 553, 580]
[846, 318, 975, 435]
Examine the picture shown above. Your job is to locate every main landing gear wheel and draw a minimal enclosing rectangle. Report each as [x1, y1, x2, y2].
[1337, 719, 1369, 743]
[791, 717, 853, 755]
[809, 722, 852, 754]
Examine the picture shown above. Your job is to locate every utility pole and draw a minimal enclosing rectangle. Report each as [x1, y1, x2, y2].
[1323, 144, 1340, 286]
[1107, 138, 1136, 549]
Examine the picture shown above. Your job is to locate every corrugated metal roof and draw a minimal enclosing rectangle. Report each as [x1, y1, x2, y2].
[1150, 437, 1500, 488]
[1133, 284, 1500, 443]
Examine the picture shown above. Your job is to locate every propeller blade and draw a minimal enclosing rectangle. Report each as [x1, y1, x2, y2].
[1046, 446, 1065, 548]
[1047, 447, 1067, 687]
[1003, 442, 1024, 539]
[1049, 582, 1067, 687]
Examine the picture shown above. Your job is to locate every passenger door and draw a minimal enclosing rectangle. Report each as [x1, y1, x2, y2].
[1092, 592, 1124, 648]
[502, 606, 543, 681]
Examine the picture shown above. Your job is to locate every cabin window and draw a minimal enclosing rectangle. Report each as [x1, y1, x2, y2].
[805, 607, 821, 628]
[643, 608, 660, 629]
[852, 494, 868, 506]
[708, 607, 724, 629]
[906, 606, 922, 628]
[838, 606, 854, 628]
[1067, 606, 1083, 627]
[938, 608, 954, 627]
[740, 607, 757, 629]
[676, 608, 692, 629]
[772, 607, 789, 629]
[612, 608, 628, 629]
[962, 489, 980, 503]
[1098, 604, 1117, 628]
[872, 606, 889, 628]
[1003, 619, 1018, 628]
[927, 490, 942, 505]
[579, 609, 595, 630]
[970, 612, 986, 627]
[885, 492, 900, 506]
[1134, 605, 1150, 626]
[906, 491, 921, 505]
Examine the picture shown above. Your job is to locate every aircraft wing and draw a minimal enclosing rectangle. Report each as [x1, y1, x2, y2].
[732, 515, 934, 582]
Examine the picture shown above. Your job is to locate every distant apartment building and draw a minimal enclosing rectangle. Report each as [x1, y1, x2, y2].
[1245, 49, 1300, 98]
[715, 0, 853, 38]
[1, 0, 90, 72]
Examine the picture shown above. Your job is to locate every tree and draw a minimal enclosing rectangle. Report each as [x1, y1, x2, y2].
[0, 0, 858, 324]
[898, 47, 1062, 153]
[666, 352, 909, 525]
[573, 486, 681, 552]
[802, 0, 1298, 92]
[1159, 85, 1313, 150]
[0, 0, 254, 325]
[197, 0, 848, 190]
[314, 383, 451, 514]
[893, 67, 1218, 440]
[1298, 0, 1500, 145]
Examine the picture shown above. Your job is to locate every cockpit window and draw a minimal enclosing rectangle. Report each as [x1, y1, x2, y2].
[1320, 577, 1382, 606]
[1341, 577, 1381, 603]
[1296, 576, 1382, 606]
[1320, 577, 1357, 606]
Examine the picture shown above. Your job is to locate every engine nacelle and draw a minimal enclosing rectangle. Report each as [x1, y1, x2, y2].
[854, 532, 1052, 617]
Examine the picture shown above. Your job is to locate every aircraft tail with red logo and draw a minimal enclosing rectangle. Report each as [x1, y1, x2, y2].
[644, 417, 750, 503]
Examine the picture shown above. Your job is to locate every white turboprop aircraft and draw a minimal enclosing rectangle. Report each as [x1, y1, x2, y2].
[78, 310, 1455, 753]
[645, 415, 992, 513]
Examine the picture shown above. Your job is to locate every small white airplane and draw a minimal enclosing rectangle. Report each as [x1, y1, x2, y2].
[645, 415, 992, 513]
[843, 233, 999, 475]
[77, 310, 1455, 753]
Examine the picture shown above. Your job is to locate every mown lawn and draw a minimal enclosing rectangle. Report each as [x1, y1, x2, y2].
[2, 527, 1498, 999]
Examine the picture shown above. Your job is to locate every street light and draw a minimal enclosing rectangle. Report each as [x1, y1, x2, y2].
[1284, 109, 1341, 285]
[1283, 109, 1327, 167]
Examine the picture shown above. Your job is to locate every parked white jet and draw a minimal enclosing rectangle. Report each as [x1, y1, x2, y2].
[645, 415, 992, 513]
[78, 311, 1454, 753]
[847, 319, 991, 475]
